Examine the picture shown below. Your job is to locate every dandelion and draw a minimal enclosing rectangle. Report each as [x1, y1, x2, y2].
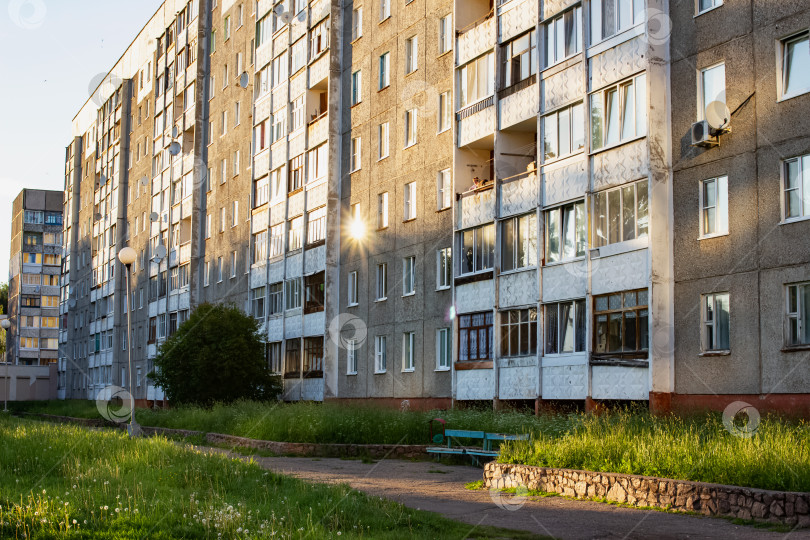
[72, 519, 78, 524]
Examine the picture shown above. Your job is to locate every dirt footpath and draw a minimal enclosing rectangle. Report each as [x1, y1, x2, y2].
[249, 455, 809, 540]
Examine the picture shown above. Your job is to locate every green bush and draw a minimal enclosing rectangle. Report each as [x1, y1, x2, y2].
[149, 303, 281, 405]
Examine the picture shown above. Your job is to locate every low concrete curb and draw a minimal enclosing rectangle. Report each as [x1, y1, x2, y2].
[485, 462, 810, 528]
[25, 413, 428, 459]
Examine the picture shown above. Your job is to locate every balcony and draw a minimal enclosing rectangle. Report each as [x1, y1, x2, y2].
[457, 96, 496, 148]
[499, 168, 538, 217]
[457, 15, 495, 66]
[498, 76, 538, 130]
[308, 113, 328, 147]
[457, 182, 496, 230]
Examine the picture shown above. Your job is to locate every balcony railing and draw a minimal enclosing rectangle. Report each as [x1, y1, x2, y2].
[498, 74, 536, 101]
[457, 95, 494, 121]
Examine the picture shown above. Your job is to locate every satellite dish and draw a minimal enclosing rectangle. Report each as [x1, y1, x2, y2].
[154, 244, 168, 261]
[100, 174, 108, 184]
[279, 11, 293, 24]
[239, 72, 249, 89]
[273, 4, 285, 15]
[295, 11, 306, 23]
[169, 141, 182, 156]
[139, 176, 149, 186]
[94, 213, 102, 221]
[171, 126, 179, 138]
[69, 299, 77, 309]
[705, 101, 731, 131]
[150, 212, 160, 222]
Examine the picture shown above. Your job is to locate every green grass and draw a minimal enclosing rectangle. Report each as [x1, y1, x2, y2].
[498, 408, 810, 492]
[0, 415, 545, 539]
[15, 400, 810, 492]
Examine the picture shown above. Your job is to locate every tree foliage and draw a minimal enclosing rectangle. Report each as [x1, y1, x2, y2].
[149, 303, 281, 405]
[0, 282, 7, 315]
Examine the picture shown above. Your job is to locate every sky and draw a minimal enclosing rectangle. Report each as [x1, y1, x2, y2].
[0, 0, 165, 282]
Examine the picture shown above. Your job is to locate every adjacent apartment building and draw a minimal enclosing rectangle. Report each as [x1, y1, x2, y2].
[667, 0, 810, 413]
[6, 189, 64, 367]
[54, 0, 810, 413]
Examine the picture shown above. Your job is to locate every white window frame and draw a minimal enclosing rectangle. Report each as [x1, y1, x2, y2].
[590, 0, 644, 45]
[702, 292, 731, 352]
[405, 35, 418, 74]
[378, 122, 389, 160]
[436, 247, 452, 290]
[437, 169, 451, 210]
[590, 73, 647, 151]
[778, 31, 810, 101]
[438, 91, 451, 133]
[378, 192, 389, 228]
[438, 14, 452, 55]
[402, 331, 415, 372]
[699, 176, 729, 238]
[543, 102, 585, 162]
[351, 70, 362, 105]
[351, 7, 363, 41]
[403, 182, 416, 220]
[782, 153, 810, 223]
[786, 282, 810, 347]
[350, 137, 362, 172]
[348, 271, 359, 306]
[379, 0, 390, 21]
[404, 108, 417, 147]
[347, 339, 358, 375]
[402, 256, 415, 296]
[376, 262, 387, 301]
[698, 63, 726, 121]
[436, 328, 451, 371]
[696, 0, 723, 16]
[374, 335, 387, 373]
[379, 52, 390, 90]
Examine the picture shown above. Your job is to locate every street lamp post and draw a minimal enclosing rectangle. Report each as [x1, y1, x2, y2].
[117, 247, 141, 437]
[1, 318, 10, 413]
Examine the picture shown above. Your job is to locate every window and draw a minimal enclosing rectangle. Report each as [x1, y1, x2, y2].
[350, 137, 362, 171]
[399, 182, 416, 221]
[500, 308, 538, 357]
[285, 278, 302, 310]
[285, 339, 301, 375]
[403, 256, 415, 295]
[702, 292, 730, 352]
[347, 339, 358, 374]
[252, 231, 267, 263]
[378, 192, 389, 228]
[594, 289, 649, 354]
[543, 102, 585, 161]
[220, 207, 226, 232]
[351, 70, 362, 105]
[264, 342, 282, 374]
[42, 296, 59, 307]
[545, 300, 586, 354]
[545, 7, 582, 68]
[436, 328, 452, 370]
[591, 73, 647, 150]
[697, 0, 722, 14]
[787, 283, 810, 347]
[217, 256, 223, 282]
[404, 109, 417, 147]
[303, 337, 324, 374]
[700, 176, 729, 237]
[256, 14, 272, 47]
[307, 144, 328, 183]
[438, 92, 452, 133]
[252, 286, 266, 319]
[234, 101, 241, 126]
[699, 64, 726, 120]
[270, 224, 284, 257]
[224, 14, 231, 40]
[268, 283, 283, 315]
[781, 31, 810, 99]
[502, 30, 537, 88]
[438, 14, 452, 54]
[310, 18, 330, 59]
[380, 0, 390, 21]
[374, 335, 387, 373]
[379, 53, 390, 89]
[232, 201, 239, 227]
[437, 248, 452, 290]
[289, 154, 304, 192]
[291, 38, 306, 73]
[204, 260, 210, 286]
[378, 122, 389, 160]
[271, 110, 286, 142]
[402, 332, 416, 371]
[348, 271, 358, 306]
[288, 216, 303, 251]
[254, 176, 269, 207]
[459, 53, 495, 107]
[593, 180, 649, 247]
[230, 251, 237, 278]
[405, 36, 418, 74]
[436, 169, 452, 210]
[291, 96, 305, 131]
[459, 312, 493, 361]
[546, 201, 586, 263]
[459, 223, 495, 275]
[305, 272, 325, 313]
[351, 7, 363, 40]
[376, 263, 387, 300]
[501, 213, 538, 272]
[784, 154, 810, 221]
[307, 206, 327, 245]
[591, 0, 644, 43]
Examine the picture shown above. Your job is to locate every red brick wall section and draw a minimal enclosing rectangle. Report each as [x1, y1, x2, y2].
[650, 393, 810, 417]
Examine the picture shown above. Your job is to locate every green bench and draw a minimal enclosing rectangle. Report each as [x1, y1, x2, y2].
[426, 429, 529, 465]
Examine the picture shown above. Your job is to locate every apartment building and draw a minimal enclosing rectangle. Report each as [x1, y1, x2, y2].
[6, 190, 64, 367]
[667, 0, 810, 413]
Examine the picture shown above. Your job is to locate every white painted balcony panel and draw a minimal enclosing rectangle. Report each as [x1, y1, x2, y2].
[301, 378, 324, 401]
[306, 182, 327, 210]
[179, 291, 190, 310]
[499, 83, 538, 129]
[542, 261, 587, 302]
[455, 280, 495, 314]
[458, 105, 496, 148]
[290, 12, 308, 42]
[179, 244, 191, 264]
[543, 156, 587, 206]
[289, 71, 306, 99]
[458, 188, 496, 230]
[267, 317, 283, 341]
[310, 0, 329, 23]
[272, 84, 288, 108]
[304, 245, 326, 274]
[181, 197, 193, 218]
[542, 61, 584, 113]
[500, 172, 538, 217]
[499, 270, 538, 308]
[251, 266, 267, 288]
[288, 190, 305, 217]
[591, 248, 649, 296]
[457, 17, 495, 66]
[270, 202, 286, 226]
[268, 260, 285, 283]
[254, 149, 270, 175]
[308, 115, 329, 147]
[592, 366, 649, 400]
[589, 36, 646, 91]
[171, 205, 181, 225]
[591, 139, 648, 191]
[257, 0, 273, 19]
[498, 365, 538, 400]
[541, 363, 588, 399]
[182, 153, 194, 173]
[252, 206, 269, 233]
[168, 294, 179, 312]
[282, 380, 302, 402]
[456, 369, 495, 400]
[184, 103, 196, 126]
[289, 130, 306, 157]
[309, 55, 329, 88]
[270, 144, 288, 170]
[498, 0, 537, 43]
[285, 315, 303, 339]
[255, 94, 272, 124]
[256, 42, 273, 70]
[303, 311, 325, 336]
[286, 253, 303, 277]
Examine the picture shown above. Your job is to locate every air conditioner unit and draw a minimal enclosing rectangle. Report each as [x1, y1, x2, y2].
[691, 120, 718, 148]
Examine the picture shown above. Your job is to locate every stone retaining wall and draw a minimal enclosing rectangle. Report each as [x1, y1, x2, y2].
[485, 462, 810, 527]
